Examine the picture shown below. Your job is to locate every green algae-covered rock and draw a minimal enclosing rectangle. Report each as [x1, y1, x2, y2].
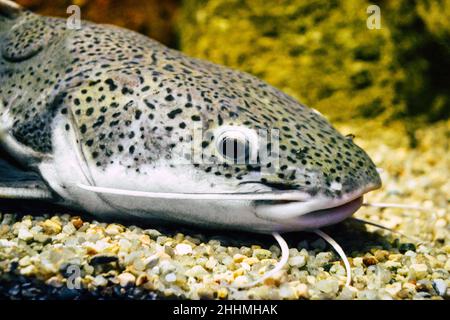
[179, 0, 402, 121]
[179, 0, 449, 122]
[416, 0, 450, 47]
[382, 0, 450, 122]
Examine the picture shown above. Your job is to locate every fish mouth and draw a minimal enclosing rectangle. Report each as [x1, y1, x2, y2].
[273, 196, 363, 231]
[255, 183, 379, 231]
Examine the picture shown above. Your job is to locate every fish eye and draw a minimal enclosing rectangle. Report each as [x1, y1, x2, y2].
[216, 130, 252, 164]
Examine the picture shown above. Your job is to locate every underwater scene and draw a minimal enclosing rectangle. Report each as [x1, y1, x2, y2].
[0, 0, 448, 302]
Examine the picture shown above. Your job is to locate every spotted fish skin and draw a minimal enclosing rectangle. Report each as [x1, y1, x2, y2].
[0, 7, 381, 231]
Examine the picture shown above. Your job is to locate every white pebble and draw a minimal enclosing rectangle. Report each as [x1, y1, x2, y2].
[316, 279, 339, 294]
[62, 223, 76, 235]
[143, 255, 159, 269]
[404, 250, 416, 257]
[118, 272, 136, 287]
[93, 275, 108, 287]
[278, 283, 294, 298]
[186, 265, 209, 278]
[338, 286, 357, 300]
[118, 238, 132, 251]
[352, 257, 363, 267]
[433, 279, 447, 296]
[20, 265, 35, 276]
[19, 256, 31, 267]
[175, 243, 193, 255]
[240, 262, 251, 271]
[18, 228, 33, 241]
[165, 273, 177, 282]
[151, 266, 160, 275]
[435, 219, 446, 228]
[411, 263, 428, 279]
[233, 275, 249, 287]
[105, 225, 120, 235]
[444, 260, 450, 272]
[288, 255, 306, 267]
[0, 239, 15, 247]
[357, 289, 378, 300]
[385, 282, 402, 297]
[205, 257, 217, 270]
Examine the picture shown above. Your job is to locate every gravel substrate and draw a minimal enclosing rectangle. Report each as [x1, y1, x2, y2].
[0, 120, 448, 300]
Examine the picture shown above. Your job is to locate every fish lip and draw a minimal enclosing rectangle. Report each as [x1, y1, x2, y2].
[278, 196, 364, 231]
[254, 182, 380, 230]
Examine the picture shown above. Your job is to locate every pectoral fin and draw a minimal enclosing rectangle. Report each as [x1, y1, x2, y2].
[0, 157, 53, 199]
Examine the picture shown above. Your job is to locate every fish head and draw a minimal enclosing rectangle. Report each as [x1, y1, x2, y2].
[63, 61, 382, 232]
[47, 63, 381, 233]
[172, 88, 383, 232]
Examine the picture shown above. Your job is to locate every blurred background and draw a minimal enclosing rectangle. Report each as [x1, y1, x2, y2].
[15, 0, 449, 133]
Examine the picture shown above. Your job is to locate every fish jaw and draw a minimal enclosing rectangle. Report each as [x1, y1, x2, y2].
[266, 196, 364, 232]
[254, 182, 380, 232]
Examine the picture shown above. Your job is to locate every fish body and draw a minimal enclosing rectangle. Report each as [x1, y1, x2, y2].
[0, 2, 381, 233]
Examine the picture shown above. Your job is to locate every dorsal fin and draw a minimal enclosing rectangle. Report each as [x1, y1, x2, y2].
[0, 0, 22, 19]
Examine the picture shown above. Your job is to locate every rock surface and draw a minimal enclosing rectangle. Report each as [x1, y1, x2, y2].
[179, 0, 450, 122]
